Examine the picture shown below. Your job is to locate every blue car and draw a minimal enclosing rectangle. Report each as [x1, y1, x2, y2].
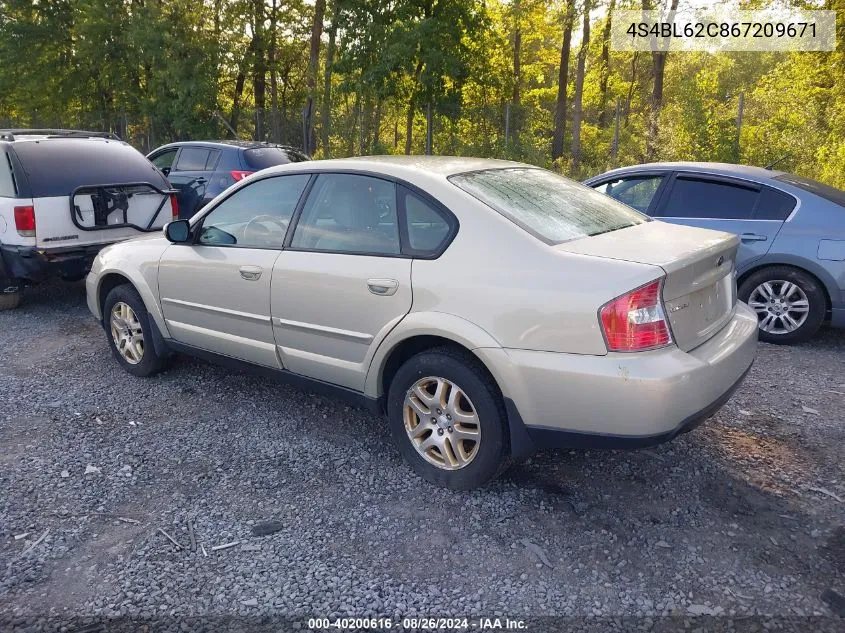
[585, 162, 845, 344]
[147, 141, 309, 220]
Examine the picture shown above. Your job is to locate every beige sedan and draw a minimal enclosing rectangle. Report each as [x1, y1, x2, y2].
[86, 156, 757, 489]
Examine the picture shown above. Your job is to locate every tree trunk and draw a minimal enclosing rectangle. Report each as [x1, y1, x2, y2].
[510, 0, 522, 141]
[269, 0, 279, 143]
[625, 51, 639, 125]
[252, 0, 266, 141]
[597, 0, 615, 127]
[571, 0, 590, 172]
[645, 0, 679, 159]
[404, 60, 424, 155]
[321, 0, 338, 156]
[303, 0, 326, 154]
[551, 1, 575, 160]
[372, 99, 382, 154]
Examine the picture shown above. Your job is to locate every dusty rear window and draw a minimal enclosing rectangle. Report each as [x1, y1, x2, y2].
[450, 167, 646, 244]
[11, 139, 167, 198]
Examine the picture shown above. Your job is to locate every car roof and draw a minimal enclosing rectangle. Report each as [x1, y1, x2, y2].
[587, 161, 787, 183]
[259, 155, 526, 179]
[0, 129, 120, 143]
[152, 140, 306, 152]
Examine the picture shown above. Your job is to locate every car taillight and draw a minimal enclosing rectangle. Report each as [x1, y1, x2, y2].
[14, 205, 35, 237]
[231, 170, 254, 181]
[169, 194, 179, 220]
[599, 278, 672, 352]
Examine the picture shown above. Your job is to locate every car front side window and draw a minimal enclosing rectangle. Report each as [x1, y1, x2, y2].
[197, 174, 310, 249]
[596, 175, 664, 214]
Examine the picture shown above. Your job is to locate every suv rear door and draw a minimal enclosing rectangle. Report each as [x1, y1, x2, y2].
[166, 145, 221, 219]
[652, 172, 794, 270]
[10, 138, 174, 249]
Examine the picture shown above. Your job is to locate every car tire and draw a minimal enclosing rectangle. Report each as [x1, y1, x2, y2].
[387, 346, 509, 490]
[103, 284, 168, 377]
[0, 291, 21, 311]
[739, 266, 826, 344]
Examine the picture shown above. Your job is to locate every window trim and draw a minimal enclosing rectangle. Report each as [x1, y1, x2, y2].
[190, 172, 313, 250]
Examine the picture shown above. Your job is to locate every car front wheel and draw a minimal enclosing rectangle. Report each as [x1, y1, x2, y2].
[387, 347, 509, 490]
[103, 284, 168, 377]
[739, 266, 826, 344]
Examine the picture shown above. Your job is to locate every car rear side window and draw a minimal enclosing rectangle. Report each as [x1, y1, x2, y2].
[0, 151, 17, 197]
[450, 167, 645, 244]
[291, 174, 400, 255]
[402, 189, 453, 253]
[660, 177, 758, 220]
[10, 139, 166, 197]
[755, 187, 796, 221]
[244, 147, 309, 169]
[174, 147, 214, 172]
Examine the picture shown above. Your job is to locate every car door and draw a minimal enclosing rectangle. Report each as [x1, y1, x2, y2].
[591, 173, 668, 215]
[271, 172, 413, 391]
[167, 146, 221, 219]
[653, 173, 793, 270]
[157, 173, 311, 367]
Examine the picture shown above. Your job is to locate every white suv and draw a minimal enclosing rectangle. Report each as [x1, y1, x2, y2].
[0, 129, 176, 309]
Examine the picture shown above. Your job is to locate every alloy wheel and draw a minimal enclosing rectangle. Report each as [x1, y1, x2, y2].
[747, 280, 810, 335]
[403, 376, 481, 470]
[110, 301, 145, 364]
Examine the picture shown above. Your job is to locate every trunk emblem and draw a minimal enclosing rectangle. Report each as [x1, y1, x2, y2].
[668, 302, 689, 313]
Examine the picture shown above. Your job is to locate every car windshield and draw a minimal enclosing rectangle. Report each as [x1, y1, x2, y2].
[450, 167, 646, 244]
[774, 173, 845, 207]
[244, 147, 309, 169]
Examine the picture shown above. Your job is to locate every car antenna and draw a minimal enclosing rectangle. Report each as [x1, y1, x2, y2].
[764, 154, 791, 170]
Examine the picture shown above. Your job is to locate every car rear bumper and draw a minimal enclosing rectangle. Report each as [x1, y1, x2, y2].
[482, 302, 758, 455]
[0, 243, 105, 287]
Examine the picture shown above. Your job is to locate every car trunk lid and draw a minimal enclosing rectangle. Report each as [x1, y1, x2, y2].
[557, 221, 739, 352]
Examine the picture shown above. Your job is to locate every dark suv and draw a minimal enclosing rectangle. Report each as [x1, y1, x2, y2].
[147, 141, 309, 219]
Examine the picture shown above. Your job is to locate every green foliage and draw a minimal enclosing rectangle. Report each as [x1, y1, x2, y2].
[1, 0, 844, 187]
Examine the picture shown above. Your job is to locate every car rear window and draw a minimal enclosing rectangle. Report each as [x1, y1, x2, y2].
[449, 167, 646, 244]
[774, 173, 845, 207]
[11, 139, 166, 198]
[244, 147, 309, 170]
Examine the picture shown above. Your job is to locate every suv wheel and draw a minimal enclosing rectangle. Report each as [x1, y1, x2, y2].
[0, 291, 21, 311]
[103, 284, 168, 377]
[739, 266, 826, 344]
[387, 347, 508, 489]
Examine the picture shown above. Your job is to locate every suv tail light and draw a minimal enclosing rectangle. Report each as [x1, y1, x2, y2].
[169, 194, 179, 220]
[14, 205, 35, 237]
[231, 170, 254, 181]
[600, 279, 672, 352]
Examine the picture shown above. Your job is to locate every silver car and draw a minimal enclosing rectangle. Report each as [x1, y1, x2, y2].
[86, 157, 757, 489]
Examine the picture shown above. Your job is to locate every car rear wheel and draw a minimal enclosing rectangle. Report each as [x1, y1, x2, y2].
[0, 291, 21, 311]
[103, 284, 168, 377]
[387, 347, 508, 489]
[739, 266, 826, 344]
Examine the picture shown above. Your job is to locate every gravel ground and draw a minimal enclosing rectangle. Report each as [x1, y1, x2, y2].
[0, 280, 843, 630]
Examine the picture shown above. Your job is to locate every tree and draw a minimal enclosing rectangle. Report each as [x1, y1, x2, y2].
[551, 0, 576, 160]
[303, 0, 326, 154]
[571, 0, 590, 172]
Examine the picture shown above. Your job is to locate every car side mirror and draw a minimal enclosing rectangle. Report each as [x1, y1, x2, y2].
[161, 166, 171, 176]
[165, 220, 190, 243]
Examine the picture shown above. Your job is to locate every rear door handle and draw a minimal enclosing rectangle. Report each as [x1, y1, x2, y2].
[367, 278, 399, 296]
[740, 233, 768, 242]
[239, 265, 263, 281]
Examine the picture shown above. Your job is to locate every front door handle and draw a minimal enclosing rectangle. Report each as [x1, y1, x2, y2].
[367, 278, 399, 296]
[740, 233, 768, 242]
[239, 265, 263, 281]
